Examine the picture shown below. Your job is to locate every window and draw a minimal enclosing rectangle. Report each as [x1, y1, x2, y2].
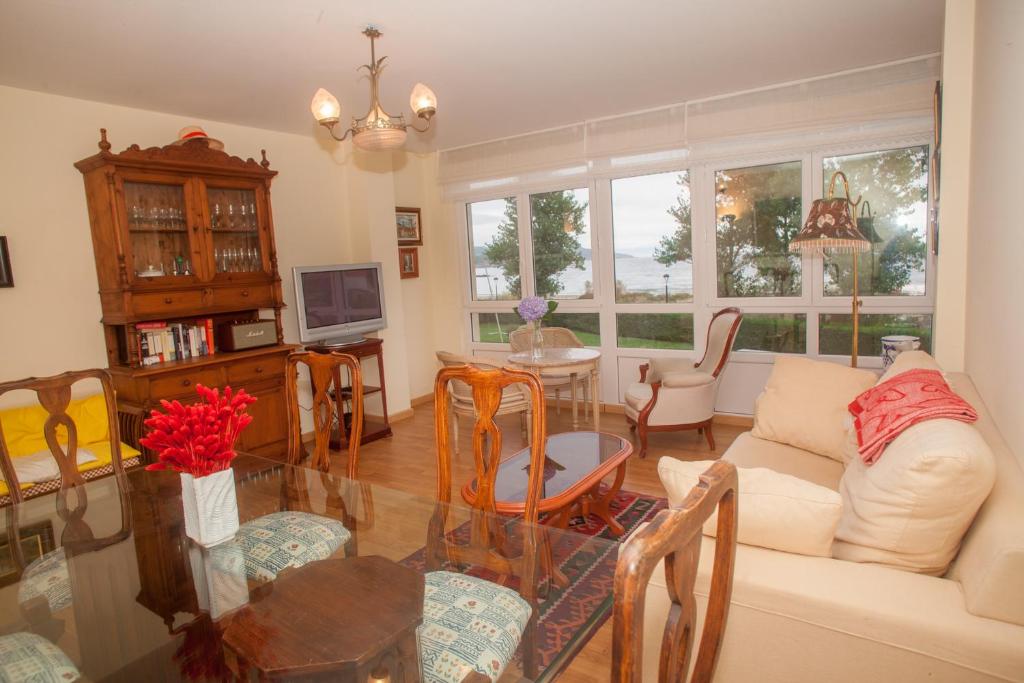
[733, 313, 806, 353]
[819, 313, 933, 357]
[468, 198, 518, 301]
[530, 189, 593, 300]
[715, 162, 802, 297]
[546, 313, 601, 345]
[822, 147, 929, 297]
[611, 171, 693, 303]
[616, 314, 694, 350]
[470, 312, 521, 343]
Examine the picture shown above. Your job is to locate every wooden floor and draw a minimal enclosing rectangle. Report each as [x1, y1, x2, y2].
[344, 402, 747, 682]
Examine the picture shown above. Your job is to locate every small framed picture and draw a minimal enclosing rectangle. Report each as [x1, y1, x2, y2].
[0, 237, 12, 287]
[399, 247, 419, 279]
[395, 207, 422, 246]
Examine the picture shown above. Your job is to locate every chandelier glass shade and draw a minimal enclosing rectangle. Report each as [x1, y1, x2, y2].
[310, 27, 436, 151]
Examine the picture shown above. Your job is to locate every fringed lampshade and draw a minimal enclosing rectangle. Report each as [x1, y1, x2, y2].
[791, 171, 871, 368]
[789, 171, 870, 254]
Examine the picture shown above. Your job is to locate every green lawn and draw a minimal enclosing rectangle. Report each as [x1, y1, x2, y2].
[476, 321, 691, 350]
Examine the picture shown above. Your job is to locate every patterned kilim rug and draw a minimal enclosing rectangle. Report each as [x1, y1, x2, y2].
[400, 488, 669, 682]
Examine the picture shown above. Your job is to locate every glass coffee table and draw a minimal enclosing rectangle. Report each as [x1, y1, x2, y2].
[461, 431, 634, 536]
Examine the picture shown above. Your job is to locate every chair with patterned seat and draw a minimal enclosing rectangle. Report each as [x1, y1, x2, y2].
[422, 363, 548, 683]
[624, 308, 742, 458]
[611, 460, 738, 683]
[0, 632, 80, 683]
[435, 351, 533, 453]
[226, 350, 368, 583]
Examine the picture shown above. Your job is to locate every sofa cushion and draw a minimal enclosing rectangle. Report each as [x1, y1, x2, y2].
[722, 432, 844, 491]
[834, 414, 996, 575]
[659, 457, 842, 557]
[752, 357, 876, 462]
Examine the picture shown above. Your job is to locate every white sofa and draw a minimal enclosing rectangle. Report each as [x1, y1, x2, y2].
[640, 370, 1024, 682]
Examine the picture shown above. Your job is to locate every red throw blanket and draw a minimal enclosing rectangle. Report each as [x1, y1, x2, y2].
[848, 368, 978, 464]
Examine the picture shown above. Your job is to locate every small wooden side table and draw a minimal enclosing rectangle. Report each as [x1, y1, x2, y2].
[307, 338, 393, 445]
[222, 556, 424, 682]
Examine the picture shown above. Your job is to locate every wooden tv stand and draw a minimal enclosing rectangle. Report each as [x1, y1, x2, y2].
[306, 338, 393, 445]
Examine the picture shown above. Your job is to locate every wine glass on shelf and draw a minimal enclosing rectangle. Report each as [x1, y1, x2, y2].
[248, 201, 257, 229]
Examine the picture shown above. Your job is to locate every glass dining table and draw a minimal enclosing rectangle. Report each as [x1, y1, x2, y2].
[0, 453, 626, 682]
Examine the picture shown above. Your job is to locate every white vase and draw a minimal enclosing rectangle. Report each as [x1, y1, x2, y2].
[189, 543, 248, 620]
[180, 469, 239, 547]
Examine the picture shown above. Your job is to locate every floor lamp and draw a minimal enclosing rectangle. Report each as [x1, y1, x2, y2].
[790, 171, 871, 367]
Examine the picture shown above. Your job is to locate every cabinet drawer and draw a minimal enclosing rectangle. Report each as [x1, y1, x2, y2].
[214, 284, 275, 309]
[133, 289, 206, 317]
[150, 367, 224, 400]
[226, 355, 286, 385]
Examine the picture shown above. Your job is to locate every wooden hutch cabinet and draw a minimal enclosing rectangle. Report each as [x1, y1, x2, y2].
[75, 129, 294, 460]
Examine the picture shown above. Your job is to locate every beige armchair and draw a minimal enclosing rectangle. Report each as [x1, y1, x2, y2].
[508, 326, 590, 418]
[624, 308, 742, 457]
[435, 351, 533, 453]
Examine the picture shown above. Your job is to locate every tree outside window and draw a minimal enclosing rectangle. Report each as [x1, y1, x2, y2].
[714, 162, 803, 298]
[823, 146, 929, 297]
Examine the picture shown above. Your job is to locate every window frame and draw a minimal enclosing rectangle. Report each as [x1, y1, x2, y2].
[456, 130, 936, 381]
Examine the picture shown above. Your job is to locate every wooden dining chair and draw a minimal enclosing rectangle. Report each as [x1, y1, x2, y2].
[226, 351, 367, 584]
[612, 461, 738, 683]
[0, 369, 129, 507]
[422, 364, 547, 683]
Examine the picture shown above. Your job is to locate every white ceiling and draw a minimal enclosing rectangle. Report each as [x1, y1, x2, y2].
[0, 0, 944, 150]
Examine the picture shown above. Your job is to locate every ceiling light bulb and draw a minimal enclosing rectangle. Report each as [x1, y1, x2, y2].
[310, 88, 341, 123]
[409, 83, 437, 116]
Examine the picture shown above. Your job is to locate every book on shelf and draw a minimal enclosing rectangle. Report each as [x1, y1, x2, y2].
[135, 318, 216, 366]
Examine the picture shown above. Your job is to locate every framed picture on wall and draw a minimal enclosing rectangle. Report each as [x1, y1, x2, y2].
[399, 247, 419, 279]
[395, 207, 423, 246]
[0, 236, 12, 287]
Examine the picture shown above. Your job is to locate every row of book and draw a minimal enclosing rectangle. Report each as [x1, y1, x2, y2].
[137, 319, 215, 366]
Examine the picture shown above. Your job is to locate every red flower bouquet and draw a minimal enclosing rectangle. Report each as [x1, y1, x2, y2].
[141, 384, 257, 477]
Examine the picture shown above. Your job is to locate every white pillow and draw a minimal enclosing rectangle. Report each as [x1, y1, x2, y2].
[834, 418, 996, 574]
[752, 357, 876, 462]
[658, 457, 842, 557]
[1, 448, 97, 484]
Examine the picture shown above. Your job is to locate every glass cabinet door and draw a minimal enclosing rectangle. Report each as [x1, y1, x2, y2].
[206, 186, 265, 275]
[124, 181, 198, 281]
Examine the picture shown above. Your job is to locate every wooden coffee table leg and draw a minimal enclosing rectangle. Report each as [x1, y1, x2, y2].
[591, 366, 600, 431]
[539, 508, 571, 588]
[570, 372, 579, 428]
[588, 461, 627, 536]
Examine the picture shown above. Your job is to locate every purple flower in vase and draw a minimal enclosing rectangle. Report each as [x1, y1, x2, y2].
[517, 296, 549, 322]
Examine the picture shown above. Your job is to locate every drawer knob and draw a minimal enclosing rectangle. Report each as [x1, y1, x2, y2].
[255, 366, 264, 374]
[181, 379, 192, 387]
[164, 297, 173, 304]
[241, 289, 250, 297]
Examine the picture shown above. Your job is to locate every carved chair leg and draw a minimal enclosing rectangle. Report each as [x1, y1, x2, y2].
[704, 421, 716, 451]
[638, 422, 649, 459]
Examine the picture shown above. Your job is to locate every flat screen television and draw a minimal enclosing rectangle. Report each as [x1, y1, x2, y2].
[293, 263, 387, 345]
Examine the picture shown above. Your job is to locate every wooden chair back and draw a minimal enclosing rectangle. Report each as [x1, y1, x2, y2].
[429, 363, 546, 571]
[0, 369, 125, 507]
[612, 461, 738, 683]
[695, 308, 743, 377]
[285, 351, 363, 476]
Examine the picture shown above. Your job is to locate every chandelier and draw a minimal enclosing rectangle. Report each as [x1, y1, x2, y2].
[310, 27, 437, 151]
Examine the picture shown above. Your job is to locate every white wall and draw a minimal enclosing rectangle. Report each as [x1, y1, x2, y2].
[392, 152, 464, 401]
[964, 0, 1024, 455]
[934, 0, 976, 371]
